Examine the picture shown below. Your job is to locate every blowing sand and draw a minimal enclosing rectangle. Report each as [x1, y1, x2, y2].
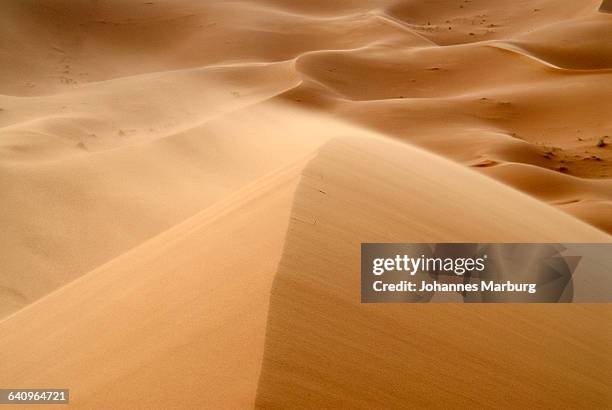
[1, 0, 611, 408]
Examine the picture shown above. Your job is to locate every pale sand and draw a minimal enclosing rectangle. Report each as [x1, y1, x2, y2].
[0, 0, 611, 408]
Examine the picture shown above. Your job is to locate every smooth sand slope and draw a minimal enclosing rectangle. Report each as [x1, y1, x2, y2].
[1, 0, 611, 408]
[0, 153, 306, 409]
[0, 95, 333, 317]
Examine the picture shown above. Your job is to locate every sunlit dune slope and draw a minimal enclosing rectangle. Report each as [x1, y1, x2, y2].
[0, 156, 305, 409]
[0, 99, 332, 318]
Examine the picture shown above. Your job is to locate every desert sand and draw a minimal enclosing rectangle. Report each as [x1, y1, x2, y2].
[1, 0, 611, 408]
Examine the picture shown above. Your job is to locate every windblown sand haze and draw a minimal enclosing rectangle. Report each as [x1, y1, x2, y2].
[1, 0, 611, 408]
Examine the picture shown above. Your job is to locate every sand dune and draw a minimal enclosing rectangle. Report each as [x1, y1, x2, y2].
[2, 130, 609, 408]
[256, 136, 611, 409]
[1, 0, 611, 408]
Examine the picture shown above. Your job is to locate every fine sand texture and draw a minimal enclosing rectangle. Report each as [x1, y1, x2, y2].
[1, 0, 611, 408]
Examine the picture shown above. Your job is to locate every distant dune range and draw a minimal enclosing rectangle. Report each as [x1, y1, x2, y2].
[0, 0, 611, 408]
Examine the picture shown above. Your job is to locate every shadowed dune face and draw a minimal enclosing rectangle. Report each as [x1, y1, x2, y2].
[255, 137, 612, 409]
[601, 0, 612, 13]
[510, 19, 612, 70]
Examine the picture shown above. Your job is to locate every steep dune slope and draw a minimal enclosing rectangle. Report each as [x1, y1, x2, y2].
[0, 157, 305, 409]
[255, 136, 611, 409]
